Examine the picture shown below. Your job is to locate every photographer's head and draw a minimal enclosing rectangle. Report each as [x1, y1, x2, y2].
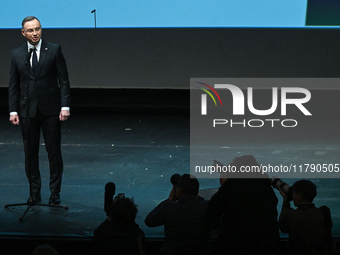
[291, 180, 317, 206]
[224, 155, 268, 179]
[107, 197, 138, 228]
[177, 174, 199, 198]
[32, 244, 58, 255]
[231, 155, 259, 168]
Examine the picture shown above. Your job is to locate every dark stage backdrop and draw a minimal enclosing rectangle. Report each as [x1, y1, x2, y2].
[1, 28, 340, 89]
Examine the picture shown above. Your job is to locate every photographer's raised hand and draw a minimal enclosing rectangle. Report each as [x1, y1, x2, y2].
[213, 160, 227, 186]
[279, 186, 292, 215]
[168, 185, 177, 202]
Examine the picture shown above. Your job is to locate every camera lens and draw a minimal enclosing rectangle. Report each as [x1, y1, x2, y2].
[271, 176, 293, 201]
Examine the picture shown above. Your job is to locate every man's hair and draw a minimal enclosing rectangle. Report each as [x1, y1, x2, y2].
[292, 180, 317, 202]
[178, 174, 199, 197]
[228, 155, 268, 178]
[32, 244, 58, 255]
[22, 16, 40, 29]
[108, 197, 138, 228]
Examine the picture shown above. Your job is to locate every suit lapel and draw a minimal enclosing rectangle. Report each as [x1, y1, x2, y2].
[20, 44, 28, 65]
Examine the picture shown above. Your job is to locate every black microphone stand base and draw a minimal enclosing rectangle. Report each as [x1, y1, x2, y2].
[4, 199, 69, 222]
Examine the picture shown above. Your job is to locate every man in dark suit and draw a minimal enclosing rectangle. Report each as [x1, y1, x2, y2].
[8, 16, 71, 205]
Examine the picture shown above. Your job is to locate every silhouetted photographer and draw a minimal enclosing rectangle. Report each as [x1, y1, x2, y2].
[94, 182, 145, 255]
[207, 155, 280, 255]
[279, 179, 335, 255]
[145, 174, 212, 255]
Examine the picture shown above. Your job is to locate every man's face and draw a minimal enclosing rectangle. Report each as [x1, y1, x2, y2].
[21, 19, 42, 46]
[292, 190, 302, 207]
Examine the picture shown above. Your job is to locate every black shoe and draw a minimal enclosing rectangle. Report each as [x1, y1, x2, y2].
[49, 193, 60, 205]
[27, 194, 41, 205]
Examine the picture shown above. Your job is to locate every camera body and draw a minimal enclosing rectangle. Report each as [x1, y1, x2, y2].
[271, 177, 293, 201]
[116, 193, 125, 199]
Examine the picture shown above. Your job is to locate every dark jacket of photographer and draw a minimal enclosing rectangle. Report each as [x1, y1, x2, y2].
[94, 219, 144, 255]
[280, 204, 333, 255]
[207, 178, 280, 254]
[145, 195, 211, 254]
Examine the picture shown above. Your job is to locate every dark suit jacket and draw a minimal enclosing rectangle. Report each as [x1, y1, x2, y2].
[145, 195, 211, 254]
[207, 178, 280, 254]
[8, 40, 70, 118]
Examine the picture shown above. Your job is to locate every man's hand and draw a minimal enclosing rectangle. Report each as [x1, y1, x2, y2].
[220, 171, 227, 186]
[279, 186, 290, 206]
[168, 185, 177, 202]
[9, 114, 20, 125]
[59, 110, 70, 121]
[213, 160, 227, 186]
[278, 186, 286, 199]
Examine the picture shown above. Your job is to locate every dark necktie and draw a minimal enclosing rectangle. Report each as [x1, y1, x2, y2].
[32, 47, 38, 75]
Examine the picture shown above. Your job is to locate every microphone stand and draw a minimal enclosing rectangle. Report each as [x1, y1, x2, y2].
[4, 48, 68, 222]
[91, 9, 97, 29]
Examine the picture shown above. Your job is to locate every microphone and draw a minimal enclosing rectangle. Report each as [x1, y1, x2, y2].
[25, 48, 34, 65]
[104, 182, 116, 214]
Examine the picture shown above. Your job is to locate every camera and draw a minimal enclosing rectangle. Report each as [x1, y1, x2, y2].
[104, 182, 125, 215]
[115, 193, 125, 199]
[271, 176, 293, 201]
[104, 182, 116, 214]
[170, 173, 181, 187]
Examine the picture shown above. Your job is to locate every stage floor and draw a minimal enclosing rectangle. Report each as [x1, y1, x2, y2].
[0, 104, 340, 240]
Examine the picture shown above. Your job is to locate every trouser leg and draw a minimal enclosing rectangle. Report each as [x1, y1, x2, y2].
[21, 115, 41, 196]
[41, 114, 63, 194]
